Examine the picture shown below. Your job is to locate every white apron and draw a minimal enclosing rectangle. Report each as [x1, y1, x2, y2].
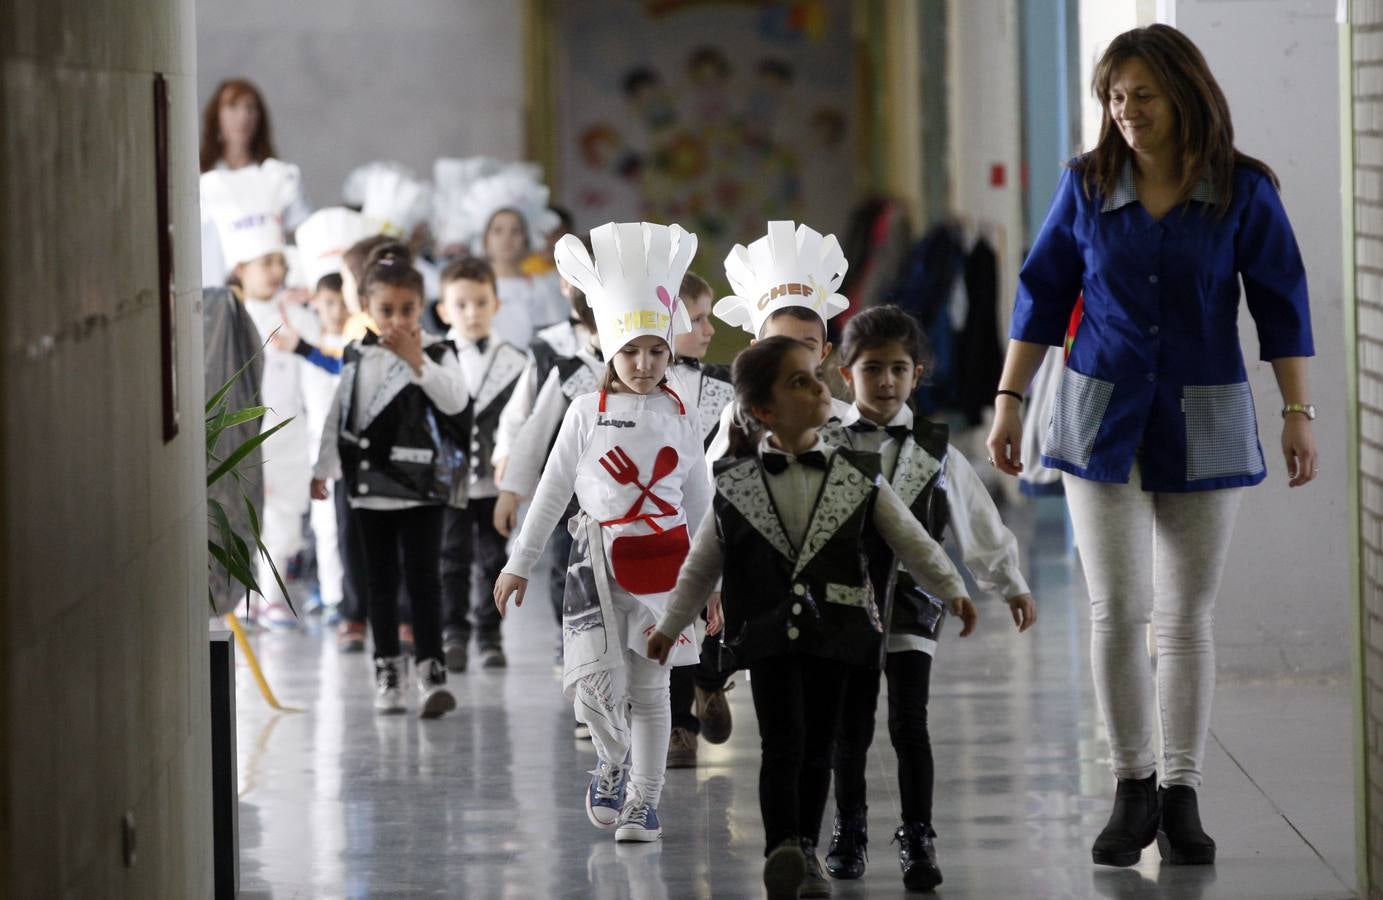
[561, 386, 700, 694]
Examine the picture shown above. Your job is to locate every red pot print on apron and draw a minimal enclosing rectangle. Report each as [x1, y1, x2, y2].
[598, 443, 691, 595]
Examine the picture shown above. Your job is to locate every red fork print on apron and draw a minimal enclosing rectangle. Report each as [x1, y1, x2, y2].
[598, 444, 690, 595]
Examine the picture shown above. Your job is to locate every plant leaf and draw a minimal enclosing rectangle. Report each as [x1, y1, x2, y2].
[242, 491, 294, 613]
[207, 416, 292, 487]
[205, 406, 268, 453]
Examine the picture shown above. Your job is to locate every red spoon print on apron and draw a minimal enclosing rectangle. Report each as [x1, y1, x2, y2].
[598, 444, 690, 595]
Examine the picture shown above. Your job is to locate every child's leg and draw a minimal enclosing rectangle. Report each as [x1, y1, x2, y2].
[439, 505, 474, 643]
[747, 655, 807, 855]
[886, 650, 935, 825]
[624, 648, 672, 807]
[395, 506, 446, 666]
[831, 665, 882, 814]
[335, 482, 368, 625]
[796, 658, 854, 847]
[668, 664, 699, 735]
[468, 496, 507, 649]
[309, 483, 344, 608]
[574, 666, 632, 765]
[354, 509, 402, 658]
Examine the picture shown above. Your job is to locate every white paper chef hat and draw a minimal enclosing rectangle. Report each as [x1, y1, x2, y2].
[431, 157, 544, 250]
[294, 207, 375, 287]
[450, 167, 560, 255]
[715, 220, 850, 337]
[555, 222, 697, 356]
[199, 159, 300, 268]
[342, 161, 432, 239]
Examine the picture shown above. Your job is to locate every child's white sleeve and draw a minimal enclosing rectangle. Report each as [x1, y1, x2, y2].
[412, 346, 469, 415]
[944, 449, 1030, 599]
[311, 376, 346, 483]
[498, 369, 568, 497]
[492, 358, 538, 464]
[657, 507, 722, 638]
[680, 425, 713, 538]
[703, 402, 736, 470]
[500, 400, 585, 579]
[872, 480, 967, 601]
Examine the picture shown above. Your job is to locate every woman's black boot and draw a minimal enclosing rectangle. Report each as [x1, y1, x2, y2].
[894, 821, 942, 892]
[1091, 773, 1160, 867]
[824, 806, 868, 879]
[1156, 785, 1216, 865]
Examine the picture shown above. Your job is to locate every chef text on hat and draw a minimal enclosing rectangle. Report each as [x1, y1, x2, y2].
[554, 222, 698, 356]
[714, 220, 850, 337]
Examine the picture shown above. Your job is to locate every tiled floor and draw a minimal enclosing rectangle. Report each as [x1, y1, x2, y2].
[232, 502, 1357, 898]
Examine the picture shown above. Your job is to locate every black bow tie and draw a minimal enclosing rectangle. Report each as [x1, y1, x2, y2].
[762, 450, 829, 475]
[848, 420, 911, 442]
[677, 356, 701, 370]
[360, 331, 380, 347]
[471, 336, 489, 354]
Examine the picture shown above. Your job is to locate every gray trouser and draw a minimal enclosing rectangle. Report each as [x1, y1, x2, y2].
[1064, 465, 1242, 788]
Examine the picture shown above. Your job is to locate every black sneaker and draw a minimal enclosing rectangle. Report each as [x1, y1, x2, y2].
[443, 628, 468, 673]
[894, 821, 943, 892]
[825, 806, 868, 879]
[799, 838, 832, 898]
[416, 658, 456, 719]
[1092, 773, 1160, 867]
[1156, 785, 1216, 865]
[480, 645, 507, 669]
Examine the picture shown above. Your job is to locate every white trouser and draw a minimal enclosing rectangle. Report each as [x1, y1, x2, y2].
[573, 588, 672, 808]
[255, 417, 311, 601]
[309, 481, 344, 606]
[1064, 464, 1242, 789]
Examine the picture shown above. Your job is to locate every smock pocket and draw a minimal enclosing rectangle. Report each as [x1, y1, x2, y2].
[1043, 368, 1115, 469]
[1183, 382, 1263, 481]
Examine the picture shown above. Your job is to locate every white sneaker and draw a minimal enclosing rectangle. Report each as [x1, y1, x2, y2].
[417, 658, 456, 719]
[374, 656, 407, 714]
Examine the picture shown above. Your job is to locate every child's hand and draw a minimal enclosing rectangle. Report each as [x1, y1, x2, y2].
[647, 630, 675, 665]
[493, 573, 528, 617]
[269, 302, 302, 353]
[706, 592, 724, 636]
[493, 456, 509, 484]
[381, 324, 424, 374]
[493, 491, 520, 537]
[310, 478, 329, 501]
[948, 597, 978, 637]
[1007, 593, 1036, 632]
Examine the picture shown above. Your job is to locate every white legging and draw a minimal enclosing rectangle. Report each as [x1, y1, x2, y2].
[573, 589, 672, 808]
[1064, 464, 1243, 788]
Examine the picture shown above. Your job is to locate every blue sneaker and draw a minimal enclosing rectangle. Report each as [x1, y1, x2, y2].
[615, 801, 662, 843]
[586, 761, 628, 828]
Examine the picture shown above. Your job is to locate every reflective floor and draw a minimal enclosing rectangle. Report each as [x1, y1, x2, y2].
[233, 501, 1357, 899]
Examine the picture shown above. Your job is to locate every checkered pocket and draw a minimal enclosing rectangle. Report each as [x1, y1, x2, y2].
[1183, 382, 1264, 481]
[1043, 368, 1115, 468]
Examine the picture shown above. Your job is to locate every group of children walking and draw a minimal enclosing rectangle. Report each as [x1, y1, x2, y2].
[202, 151, 1038, 897]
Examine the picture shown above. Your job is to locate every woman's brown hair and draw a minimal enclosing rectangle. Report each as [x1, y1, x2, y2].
[200, 79, 277, 173]
[1080, 24, 1276, 218]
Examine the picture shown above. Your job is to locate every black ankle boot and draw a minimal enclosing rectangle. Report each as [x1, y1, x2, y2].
[894, 821, 942, 892]
[824, 806, 868, 879]
[1091, 773, 1161, 867]
[1157, 785, 1216, 865]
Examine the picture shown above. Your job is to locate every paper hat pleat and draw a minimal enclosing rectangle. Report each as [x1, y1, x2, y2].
[344, 161, 431, 239]
[715, 220, 850, 337]
[295, 207, 374, 287]
[556, 222, 697, 356]
[199, 159, 300, 268]
[447, 167, 560, 255]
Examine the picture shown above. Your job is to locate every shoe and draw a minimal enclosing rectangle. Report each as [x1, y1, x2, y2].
[586, 759, 629, 828]
[825, 806, 868, 879]
[575, 721, 592, 740]
[480, 646, 507, 669]
[1156, 785, 1216, 865]
[398, 623, 415, 653]
[416, 658, 456, 719]
[799, 839, 832, 898]
[443, 629, 468, 673]
[323, 603, 343, 626]
[337, 620, 366, 653]
[694, 683, 733, 744]
[258, 598, 299, 630]
[762, 839, 806, 900]
[615, 795, 663, 842]
[373, 656, 407, 714]
[1091, 773, 1160, 867]
[894, 821, 943, 892]
[666, 726, 698, 769]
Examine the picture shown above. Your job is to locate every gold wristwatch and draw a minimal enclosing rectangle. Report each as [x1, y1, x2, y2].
[1281, 403, 1316, 420]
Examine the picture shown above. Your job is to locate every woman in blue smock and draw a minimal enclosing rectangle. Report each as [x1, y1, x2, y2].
[985, 25, 1319, 870]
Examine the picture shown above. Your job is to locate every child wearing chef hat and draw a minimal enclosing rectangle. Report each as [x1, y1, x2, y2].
[493, 222, 712, 844]
[201, 159, 322, 628]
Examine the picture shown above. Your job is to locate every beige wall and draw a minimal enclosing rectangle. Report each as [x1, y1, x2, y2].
[1, 0, 212, 895]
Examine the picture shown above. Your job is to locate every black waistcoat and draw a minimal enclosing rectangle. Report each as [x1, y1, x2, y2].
[712, 448, 885, 670]
[468, 342, 527, 483]
[338, 341, 473, 506]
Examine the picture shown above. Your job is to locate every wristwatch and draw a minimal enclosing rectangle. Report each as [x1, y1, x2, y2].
[1281, 403, 1316, 420]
